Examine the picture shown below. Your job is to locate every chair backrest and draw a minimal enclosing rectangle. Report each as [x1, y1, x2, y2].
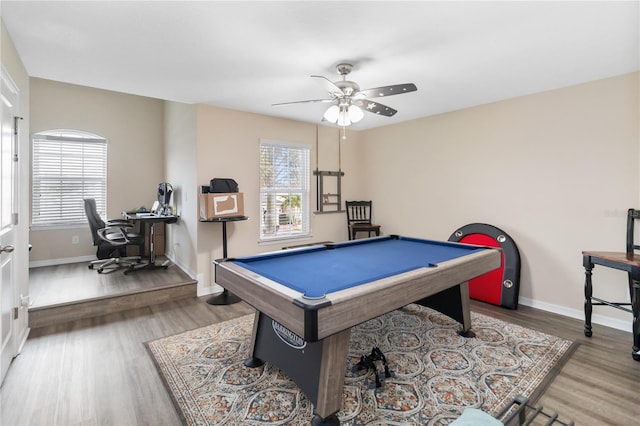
[345, 200, 373, 225]
[626, 208, 640, 255]
[84, 198, 106, 246]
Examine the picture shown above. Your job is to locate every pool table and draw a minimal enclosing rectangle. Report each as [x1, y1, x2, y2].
[214, 235, 501, 425]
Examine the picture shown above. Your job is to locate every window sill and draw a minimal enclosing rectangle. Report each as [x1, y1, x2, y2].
[30, 223, 87, 231]
[258, 235, 313, 246]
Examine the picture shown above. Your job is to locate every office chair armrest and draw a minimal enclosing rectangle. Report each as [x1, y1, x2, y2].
[105, 219, 134, 227]
[118, 227, 132, 244]
[97, 226, 131, 245]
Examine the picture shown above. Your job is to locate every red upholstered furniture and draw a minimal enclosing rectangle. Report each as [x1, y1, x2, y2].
[449, 223, 521, 309]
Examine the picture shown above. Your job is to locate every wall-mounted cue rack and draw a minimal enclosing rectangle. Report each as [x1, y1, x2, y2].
[314, 169, 344, 213]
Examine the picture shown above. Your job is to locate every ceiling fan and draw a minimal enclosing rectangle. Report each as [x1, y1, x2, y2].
[273, 63, 417, 127]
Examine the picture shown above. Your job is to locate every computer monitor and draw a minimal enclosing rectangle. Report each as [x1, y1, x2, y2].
[157, 182, 173, 214]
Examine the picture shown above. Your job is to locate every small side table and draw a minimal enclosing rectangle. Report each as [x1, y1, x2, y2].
[200, 215, 248, 305]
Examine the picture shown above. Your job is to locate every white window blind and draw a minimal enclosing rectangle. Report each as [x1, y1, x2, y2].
[259, 139, 310, 241]
[32, 130, 107, 227]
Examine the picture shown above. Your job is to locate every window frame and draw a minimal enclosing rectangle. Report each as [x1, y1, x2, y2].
[31, 129, 108, 229]
[259, 138, 311, 243]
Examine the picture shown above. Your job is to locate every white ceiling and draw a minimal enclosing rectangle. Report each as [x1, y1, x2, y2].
[2, 1, 639, 130]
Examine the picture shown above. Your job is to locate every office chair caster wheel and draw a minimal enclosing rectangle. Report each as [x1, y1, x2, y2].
[97, 267, 104, 274]
[88, 264, 94, 270]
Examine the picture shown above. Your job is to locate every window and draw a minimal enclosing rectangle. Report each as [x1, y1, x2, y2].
[259, 139, 310, 241]
[32, 130, 107, 227]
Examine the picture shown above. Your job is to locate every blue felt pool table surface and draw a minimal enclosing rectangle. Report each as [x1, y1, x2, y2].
[231, 236, 485, 298]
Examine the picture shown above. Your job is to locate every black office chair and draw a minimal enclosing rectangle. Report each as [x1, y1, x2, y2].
[345, 200, 381, 240]
[84, 198, 143, 273]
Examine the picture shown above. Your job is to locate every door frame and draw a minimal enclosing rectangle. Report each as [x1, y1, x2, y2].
[0, 65, 29, 386]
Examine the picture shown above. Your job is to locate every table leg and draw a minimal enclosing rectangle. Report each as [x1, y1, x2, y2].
[583, 257, 593, 338]
[206, 289, 242, 305]
[207, 220, 241, 305]
[313, 330, 350, 424]
[149, 222, 156, 263]
[125, 221, 170, 274]
[630, 272, 640, 361]
[244, 313, 348, 424]
[416, 283, 474, 337]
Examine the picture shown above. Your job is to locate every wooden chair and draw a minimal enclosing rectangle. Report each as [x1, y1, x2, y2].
[345, 200, 381, 240]
[582, 208, 640, 361]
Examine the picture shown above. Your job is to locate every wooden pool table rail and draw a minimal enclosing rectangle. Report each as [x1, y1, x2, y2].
[215, 247, 501, 341]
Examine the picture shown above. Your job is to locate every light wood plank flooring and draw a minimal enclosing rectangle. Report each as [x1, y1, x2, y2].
[1, 297, 253, 426]
[28, 259, 198, 328]
[29, 257, 189, 308]
[1, 290, 639, 424]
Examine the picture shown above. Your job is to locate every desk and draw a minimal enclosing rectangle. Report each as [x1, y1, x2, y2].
[122, 212, 178, 273]
[582, 250, 640, 361]
[214, 235, 501, 424]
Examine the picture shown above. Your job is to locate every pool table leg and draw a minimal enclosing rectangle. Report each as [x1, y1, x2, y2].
[458, 282, 474, 337]
[313, 329, 350, 422]
[311, 413, 340, 425]
[416, 281, 475, 337]
[244, 311, 265, 368]
[244, 311, 351, 422]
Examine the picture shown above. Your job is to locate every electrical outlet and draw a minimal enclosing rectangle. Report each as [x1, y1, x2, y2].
[72, 235, 79, 244]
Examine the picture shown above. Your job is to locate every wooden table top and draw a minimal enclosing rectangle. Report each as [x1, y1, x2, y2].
[583, 250, 640, 267]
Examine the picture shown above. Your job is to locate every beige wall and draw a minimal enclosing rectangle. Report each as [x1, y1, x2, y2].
[23, 65, 639, 331]
[164, 101, 198, 277]
[358, 72, 639, 328]
[28, 78, 165, 263]
[191, 105, 362, 293]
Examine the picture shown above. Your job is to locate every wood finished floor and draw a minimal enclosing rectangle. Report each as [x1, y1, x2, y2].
[1, 264, 639, 425]
[29, 257, 190, 308]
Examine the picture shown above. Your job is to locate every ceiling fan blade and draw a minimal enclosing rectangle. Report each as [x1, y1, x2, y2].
[357, 83, 417, 99]
[310, 75, 344, 96]
[360, 99, 398, 117]
[272, 98, 334, 106]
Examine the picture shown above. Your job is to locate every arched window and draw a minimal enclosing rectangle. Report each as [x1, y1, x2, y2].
[31, 129, 107, 227]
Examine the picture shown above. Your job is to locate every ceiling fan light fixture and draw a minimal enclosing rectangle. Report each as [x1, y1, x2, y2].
[324, 104, 363, 127]
[348, 105, 364, 123]
[323, 105, 340, 123]
[337, 106, 352, 127]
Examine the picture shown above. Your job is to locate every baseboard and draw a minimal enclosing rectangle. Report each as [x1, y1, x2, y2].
[16, 326, 30, 356]
[29, 253, 196, 274]
[199, 283, 224, 297]
[29, 255, 95, 268]
[27, 255, 632, 334]
[164, 251, 196, 280]
[519, 296, 631, 333]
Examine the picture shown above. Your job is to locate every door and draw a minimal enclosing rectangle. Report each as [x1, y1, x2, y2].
[0, 68, 19, 384]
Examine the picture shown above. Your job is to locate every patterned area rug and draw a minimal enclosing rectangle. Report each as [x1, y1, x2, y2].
[147, 304, 576, 425]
